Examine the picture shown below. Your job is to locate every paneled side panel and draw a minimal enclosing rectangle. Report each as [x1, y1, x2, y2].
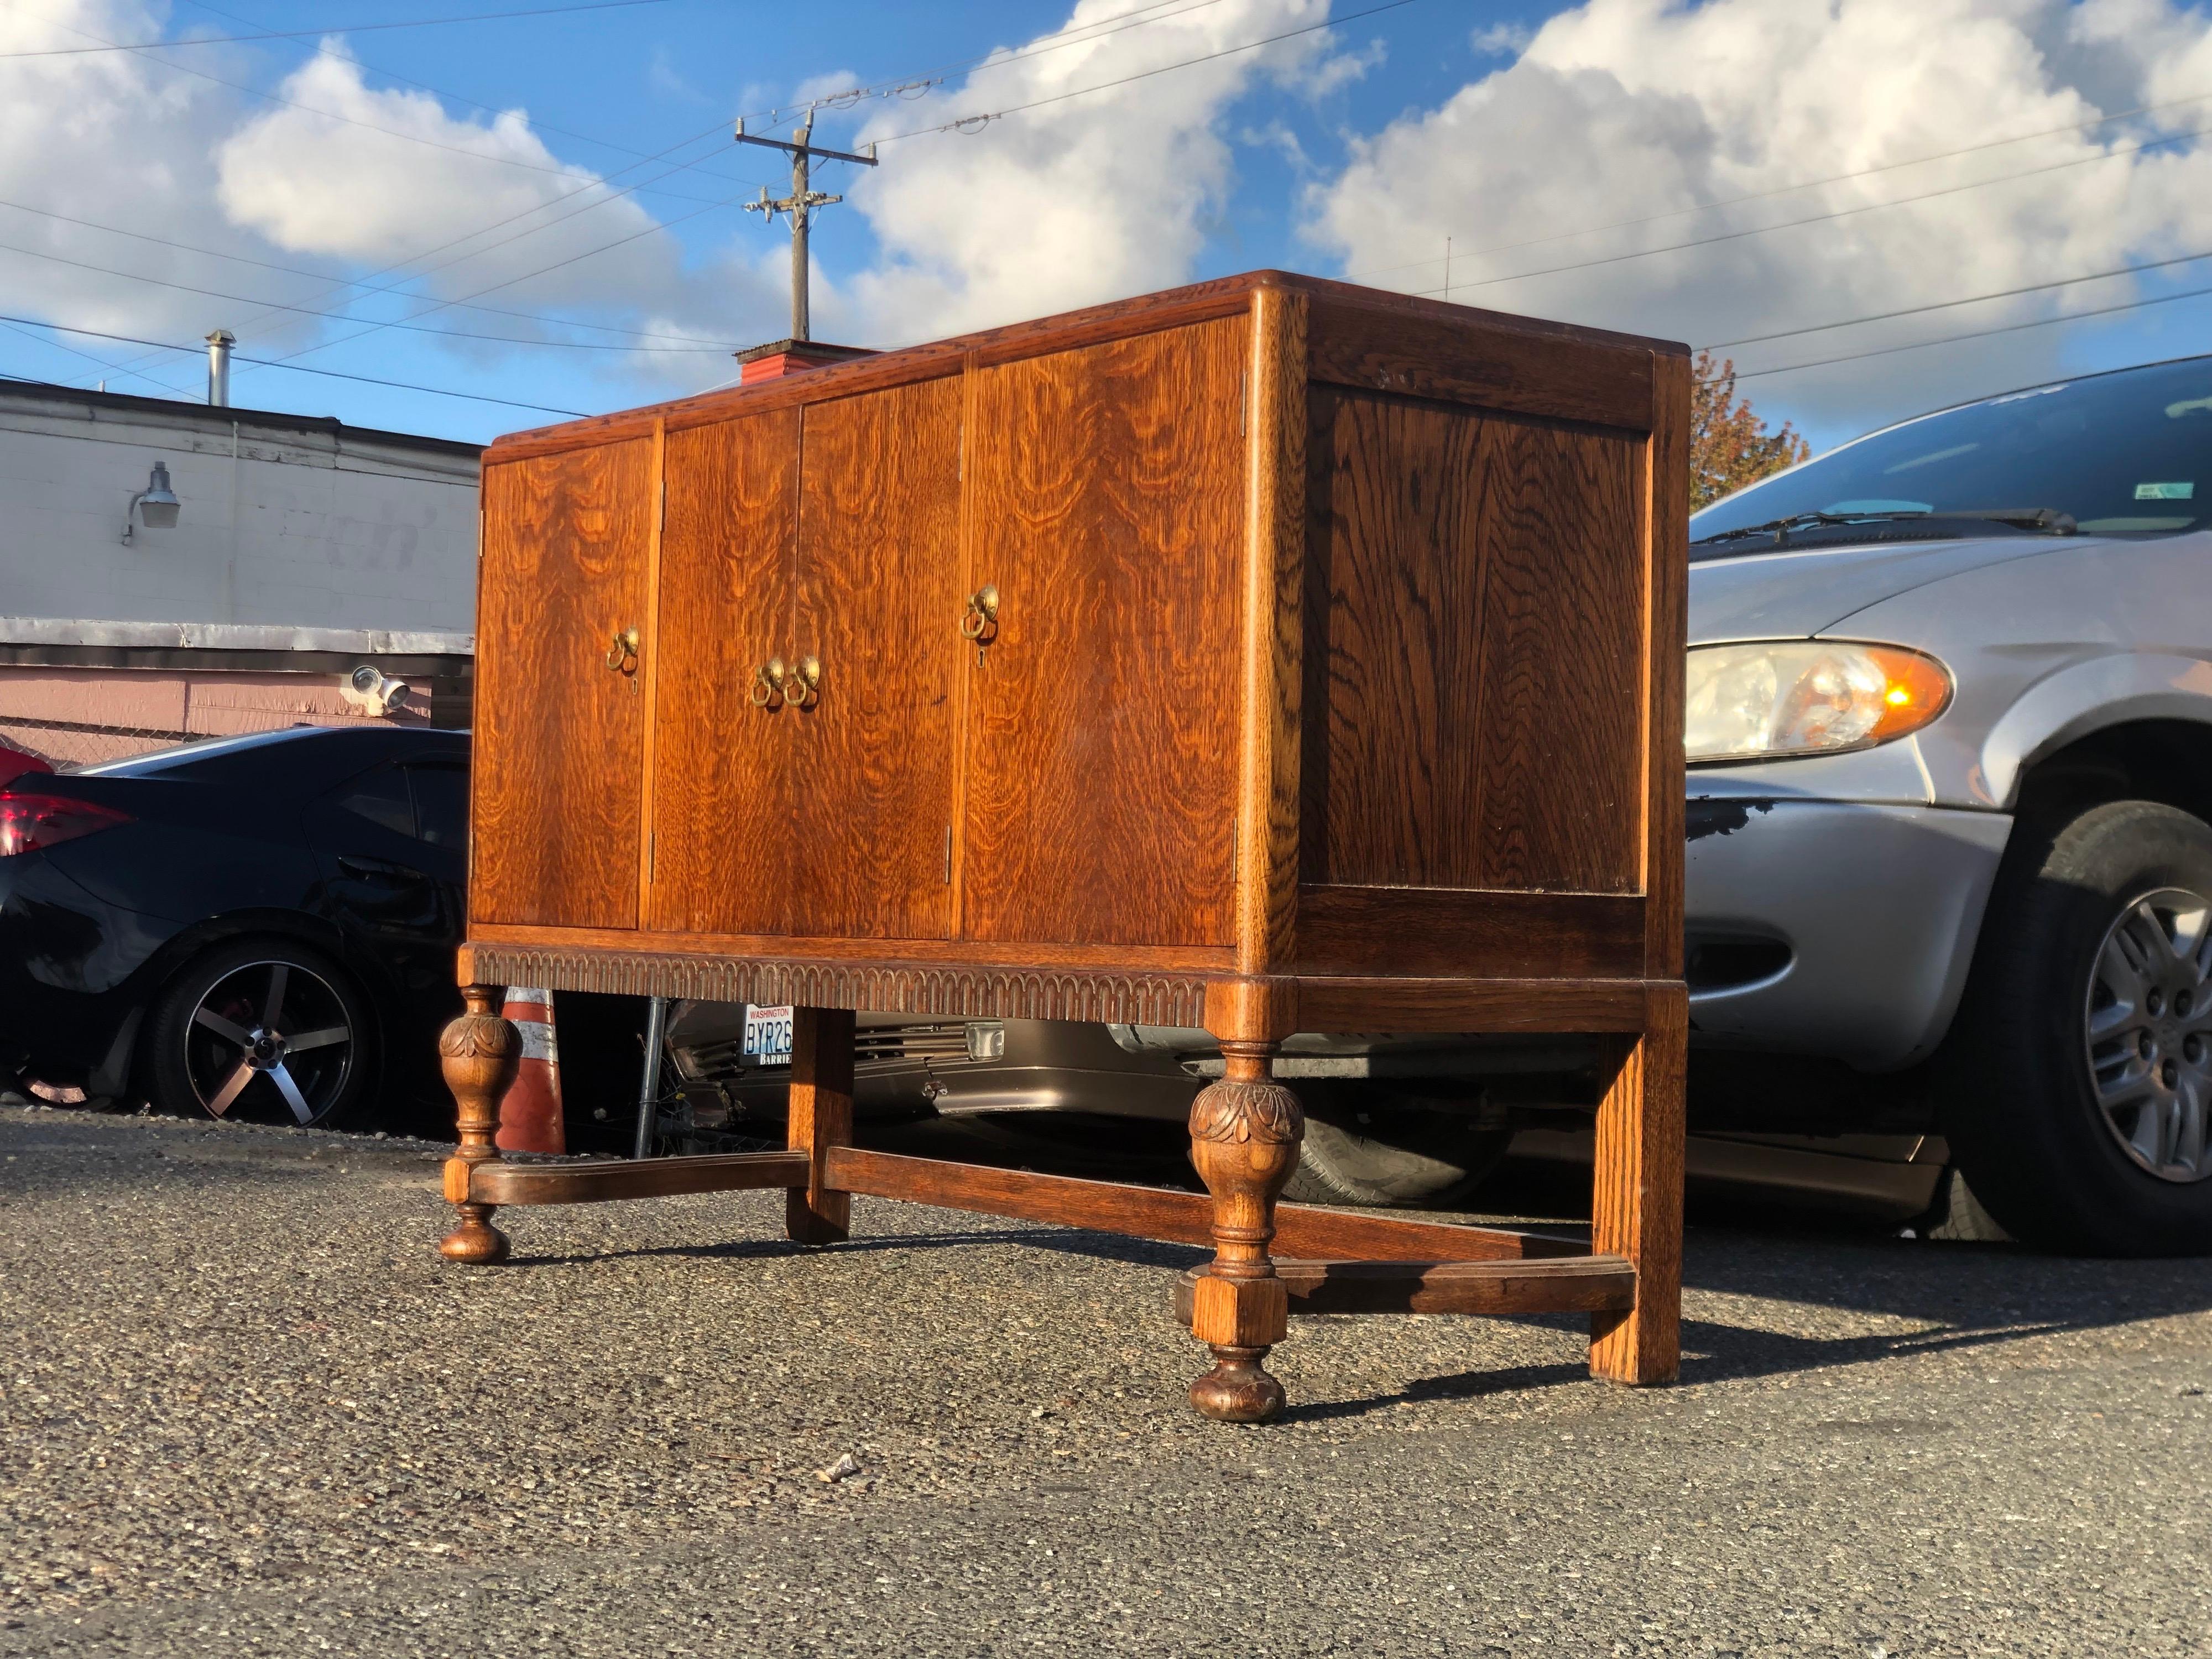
[647, 411, 799, 936]
[1305, 391, 1644, 894]
[472, 440, 653, 930]
[961, 317, 1246, 947]
[792, 379, 966, 939]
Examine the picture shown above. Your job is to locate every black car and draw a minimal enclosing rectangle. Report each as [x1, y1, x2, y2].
[0, 725, 469, 1130]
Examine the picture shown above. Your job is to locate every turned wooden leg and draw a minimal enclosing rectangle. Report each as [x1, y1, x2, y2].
[439, 984, 522, 1265]
[1186, 1041, 1304, 1422]
[785, 1005, 855, 1246]
[1589, 984, 1687, 1383]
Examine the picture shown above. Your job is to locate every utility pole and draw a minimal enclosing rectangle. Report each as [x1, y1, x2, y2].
[737, 114, 878, 342]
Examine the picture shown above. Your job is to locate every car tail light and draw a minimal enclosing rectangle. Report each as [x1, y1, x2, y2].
[0, 790, 133, 857]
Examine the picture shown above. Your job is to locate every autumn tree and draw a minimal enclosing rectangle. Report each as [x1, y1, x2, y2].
[1692, 349, 1809, 510]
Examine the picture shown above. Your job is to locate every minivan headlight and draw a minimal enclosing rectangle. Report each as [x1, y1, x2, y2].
[1685, 641, 1952, 764]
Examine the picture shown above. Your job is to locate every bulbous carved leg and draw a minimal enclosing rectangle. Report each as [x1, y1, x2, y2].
[439, 985, 521, 1265]
[1186, 1042, 1304, 1423]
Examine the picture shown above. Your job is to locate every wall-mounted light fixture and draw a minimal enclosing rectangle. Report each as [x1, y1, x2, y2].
[122, 461, 180, 545]
[342, 664, 412, 717]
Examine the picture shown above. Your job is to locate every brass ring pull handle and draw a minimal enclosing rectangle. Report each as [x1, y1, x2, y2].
[750, 656, 787, 710]
[961, 584, 999, 662]
[786, 655, 821, 710]
[604, 627, 641, 675]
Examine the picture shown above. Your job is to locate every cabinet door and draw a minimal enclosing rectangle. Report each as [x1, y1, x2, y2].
[646, 410, 800, 936]
[959, 319, 1246, 947]
[472, 439, 654, 930]
[790, 377, 965, 939]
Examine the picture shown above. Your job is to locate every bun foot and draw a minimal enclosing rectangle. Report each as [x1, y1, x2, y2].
[439, 1204, 509, 1265]
[1190, 1345, 1286, 1422]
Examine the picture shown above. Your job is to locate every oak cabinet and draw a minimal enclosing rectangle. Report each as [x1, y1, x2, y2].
[449, 272, 1694, 1418]
[465, 271, 1687, 1024]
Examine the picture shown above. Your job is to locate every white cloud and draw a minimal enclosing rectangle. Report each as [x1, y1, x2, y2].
[837, 0, 1331, 345]
[1302, 0, 2212, 439]
[0, 3, 780, 411]
[0, 0, 261, 388]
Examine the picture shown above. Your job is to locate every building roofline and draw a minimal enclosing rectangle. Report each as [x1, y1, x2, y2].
[0, 617, 475, 655]
[0, 377, 483, 460]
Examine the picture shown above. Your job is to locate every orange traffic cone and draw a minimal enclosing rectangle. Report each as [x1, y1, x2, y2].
[495, 987, 566, 1154]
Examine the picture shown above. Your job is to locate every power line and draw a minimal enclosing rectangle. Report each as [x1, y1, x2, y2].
[0, 311, 587, 414]
[1730, 279, 2212, 383]
[13, 0, 1286, 401]
[21, 3, 761, 199]
[178, 0, 766, 189]
[874, 0, 1421, 143]
[1705, 242, 2212, 352]
[230, 185, 752, 389]
[0, 196, 740, 347]
[1346, 85, 2212, 284]
[0, 0, 674, 58]
[0, 234, 735, 352]
[229, 1, 1278, 373]
[1400, 117, 2212, 299]
[730, 0, 1237, 133]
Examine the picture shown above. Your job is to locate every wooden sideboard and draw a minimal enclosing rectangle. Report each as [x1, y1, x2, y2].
[438, 270, 1689, 1423]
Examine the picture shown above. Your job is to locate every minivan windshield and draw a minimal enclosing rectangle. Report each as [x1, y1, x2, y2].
[1689, 354, 2212, 555]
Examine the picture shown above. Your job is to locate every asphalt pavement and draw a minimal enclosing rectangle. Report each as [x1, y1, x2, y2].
[2, 1102, 2208, 1657]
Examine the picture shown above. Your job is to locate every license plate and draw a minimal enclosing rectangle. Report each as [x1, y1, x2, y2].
[742, 1004, 793, 1064]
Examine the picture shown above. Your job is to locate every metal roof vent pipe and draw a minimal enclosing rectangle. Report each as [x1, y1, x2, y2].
[205, 328, 234, 407]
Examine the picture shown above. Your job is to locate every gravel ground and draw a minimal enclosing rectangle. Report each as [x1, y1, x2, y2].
[2, 1103, 2209, 1657]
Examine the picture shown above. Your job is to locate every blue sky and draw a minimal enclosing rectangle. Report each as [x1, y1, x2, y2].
[8, 0, 2212, 452]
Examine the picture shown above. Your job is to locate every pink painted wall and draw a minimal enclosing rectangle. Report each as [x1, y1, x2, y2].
[0, 666, 431, 768]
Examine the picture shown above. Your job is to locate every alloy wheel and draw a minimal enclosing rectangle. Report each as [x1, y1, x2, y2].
[2084, 888, 2212, 1182]
[183, 959, 356, 1126]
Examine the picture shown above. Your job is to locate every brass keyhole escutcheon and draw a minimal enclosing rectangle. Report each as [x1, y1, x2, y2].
[961, 583, 999, 664]
[604, 627, 641, 690]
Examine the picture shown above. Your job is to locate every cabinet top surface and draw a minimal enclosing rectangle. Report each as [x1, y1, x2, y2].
[484, 270, 1690, 462]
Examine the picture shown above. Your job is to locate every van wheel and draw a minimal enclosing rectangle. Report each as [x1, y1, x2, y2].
[1281, 1084, 1510, 1208]
[1942, 800, 2212, 1254]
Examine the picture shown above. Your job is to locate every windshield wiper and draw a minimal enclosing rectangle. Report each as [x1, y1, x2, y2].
[1691, 506, 2077, 547]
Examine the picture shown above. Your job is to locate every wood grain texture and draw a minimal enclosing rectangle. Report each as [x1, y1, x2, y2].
[437, 987, 519, 1264]
[471, 922, 1230, 972]
[1643, 350, 1690, 978]
[821, 1147, 1587, 1260]
[792, 378, 964, 938]
[1172, 1256, 1635, 1321]
[1589, 981, 1686, 1384]
[646, 409, 800, 935]
[472, 440, 653, 929]
[634, 421, 667, 930]
[1303, 389, 1645, 895]
[786, 1005, 856, 1244]
[1236, 284, 1306, 976]
[1307, 293, 1654, 432]
[470, 1150, 809, 1206]
[484, 270, 1683, 466]
[959, 316, 1247, 948]
[1294, 885, 1643, 979]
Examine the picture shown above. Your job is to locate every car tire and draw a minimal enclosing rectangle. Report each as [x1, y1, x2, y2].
[1281, 1083, 1511, 1208]
[1941, 799, 2212, 1255]
[144, 937, 377, 1130]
